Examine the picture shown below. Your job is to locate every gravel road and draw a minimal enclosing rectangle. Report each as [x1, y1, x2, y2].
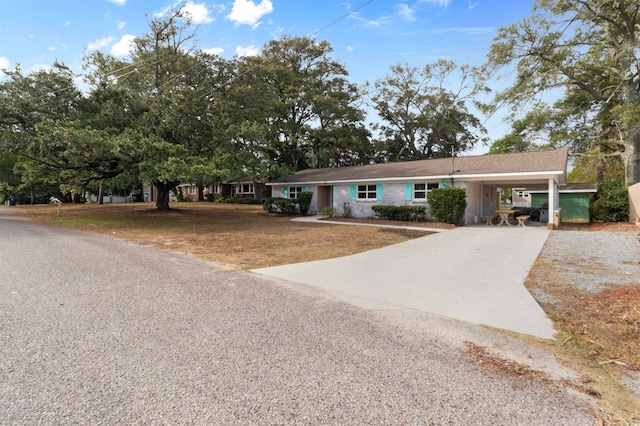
[0, 207, 598, 424]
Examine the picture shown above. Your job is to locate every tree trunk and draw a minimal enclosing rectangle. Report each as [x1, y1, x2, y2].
[30, 187, 34, 205]
[198, 184, 205, 202]
[98, 181, 104, 205]
[624, 131, 640, 185]
[155, 182, 172, 211]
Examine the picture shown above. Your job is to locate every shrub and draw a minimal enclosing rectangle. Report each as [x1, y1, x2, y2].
[342, 202, 353, 218]
[591, 178, 629, 222]
[297, 191, 313, 215]
[371, 205, 427, 221]
[428, 187, 467, 225]
[321, 206, 336, 217]
[262, 197, 297, 214]
[215, 196, 261, 204]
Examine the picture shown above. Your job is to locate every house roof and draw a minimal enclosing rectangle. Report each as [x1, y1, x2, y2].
[528, 182, 598, 193]
[270, 149, 568, 185]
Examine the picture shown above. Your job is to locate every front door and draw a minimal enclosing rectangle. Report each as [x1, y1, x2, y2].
[317, 186, 332, 213]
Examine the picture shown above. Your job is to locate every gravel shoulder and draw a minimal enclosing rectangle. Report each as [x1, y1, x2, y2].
[0, 207, 601, 424]
[525, 224, 640, 422]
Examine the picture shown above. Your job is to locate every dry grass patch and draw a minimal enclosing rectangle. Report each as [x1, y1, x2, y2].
[17, 203, 433, 268]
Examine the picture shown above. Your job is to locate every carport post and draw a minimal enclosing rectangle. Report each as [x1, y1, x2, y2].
[547, 178, 557, 228]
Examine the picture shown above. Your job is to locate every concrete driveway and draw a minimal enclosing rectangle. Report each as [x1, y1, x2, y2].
[254, 225, 556, 339]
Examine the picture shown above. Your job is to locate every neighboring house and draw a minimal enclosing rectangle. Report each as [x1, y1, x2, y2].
[527, 183, 598, 222]
[177, 176, 269, 201]
[512, 188, 532, 207]
[268, 149, 569, 227]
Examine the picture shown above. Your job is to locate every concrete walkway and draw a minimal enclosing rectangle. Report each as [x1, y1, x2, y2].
[253, 224, 556, 339]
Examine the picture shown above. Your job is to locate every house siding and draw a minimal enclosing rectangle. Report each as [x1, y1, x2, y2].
[272, 181, 477, 222]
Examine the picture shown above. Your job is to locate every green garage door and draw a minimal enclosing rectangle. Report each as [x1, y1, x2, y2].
[530, 193, 590, 221]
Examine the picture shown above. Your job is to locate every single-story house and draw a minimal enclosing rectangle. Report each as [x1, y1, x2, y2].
[268, 149, 569, 228]
[177, 176, 269, 201]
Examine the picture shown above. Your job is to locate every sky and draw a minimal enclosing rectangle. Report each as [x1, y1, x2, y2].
[0, 0, 538, 154]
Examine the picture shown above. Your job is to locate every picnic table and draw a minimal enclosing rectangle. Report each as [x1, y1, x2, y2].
[495, 209, 517, 226]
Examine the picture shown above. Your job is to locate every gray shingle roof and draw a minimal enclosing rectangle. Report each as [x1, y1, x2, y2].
[271, 149, 568, 184]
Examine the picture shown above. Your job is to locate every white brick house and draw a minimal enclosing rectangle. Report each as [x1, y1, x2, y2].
[268, 149, 568, 227]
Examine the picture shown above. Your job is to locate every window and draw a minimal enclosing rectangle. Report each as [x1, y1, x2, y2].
[357, 184, 377, 199]
[236, 183, 254, 194]
[414, 183, 438, 200]
[188, 185, 196, 195]
[288, 186, 303, 199]
[517, 191, 529, 198]
[210, 184, 220, 194]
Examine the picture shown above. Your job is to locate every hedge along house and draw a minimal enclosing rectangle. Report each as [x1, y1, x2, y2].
[268, 149, 569, 228]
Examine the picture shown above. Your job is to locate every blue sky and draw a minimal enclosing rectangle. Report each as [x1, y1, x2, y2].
[0, 0, 537, 152]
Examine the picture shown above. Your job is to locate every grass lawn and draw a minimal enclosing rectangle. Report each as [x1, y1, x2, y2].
[16, 202, 432, 269]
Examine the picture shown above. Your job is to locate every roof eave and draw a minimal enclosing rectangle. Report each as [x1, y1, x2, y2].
[267, 170, 565, 186]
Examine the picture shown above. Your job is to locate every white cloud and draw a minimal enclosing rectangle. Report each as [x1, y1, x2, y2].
[226, 0, 273, 27]
[116, 20, 126, 30]
[65, 21, 70, 27]
[203, 47, 224, 56]
[48, 45, 57, 51]
[108, 0, 126, 5]
[183, 1, 214, 24]
[346, 45, 354, 52]
[235, 44, 259, 57]
[153, 1, 181, 18]
[396, 4, 416, 22]
[87, 36, 115, 51]
[0, 56, 10, 73]
[111, 34, 136, 56]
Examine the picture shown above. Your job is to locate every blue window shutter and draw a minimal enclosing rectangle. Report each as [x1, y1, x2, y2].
[350, 185, 356, 200]
[405, 183, 413, 201]
[439, 181, 448, 188]
[283, 187, 289, 198]
[301, 186, 306, 192]
[376, 184, 383, 201]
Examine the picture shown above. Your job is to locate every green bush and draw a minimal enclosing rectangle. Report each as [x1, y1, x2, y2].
[215, 196, 261, 204]
[371, 205, 427, 221]
[297, 191, 313, 215]
[262, 197, 298, 214]
[428, 187, 467, 225]
[591, 178, 629, 222]
[321, 206, 336, 217]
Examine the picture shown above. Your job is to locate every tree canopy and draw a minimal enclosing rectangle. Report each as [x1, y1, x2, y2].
[486, 0, 640, 185]
[0, 8, 500, 209]
[366, 60, 489, 161]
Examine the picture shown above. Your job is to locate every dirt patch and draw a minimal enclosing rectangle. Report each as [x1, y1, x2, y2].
[558, 222, 639, 232]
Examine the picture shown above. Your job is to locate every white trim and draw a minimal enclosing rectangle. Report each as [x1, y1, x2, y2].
[267, 171, 565, 187]
[528, 189, 596, 194]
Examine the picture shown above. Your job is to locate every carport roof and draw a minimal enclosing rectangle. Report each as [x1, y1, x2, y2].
[270, 149, 568, 185]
